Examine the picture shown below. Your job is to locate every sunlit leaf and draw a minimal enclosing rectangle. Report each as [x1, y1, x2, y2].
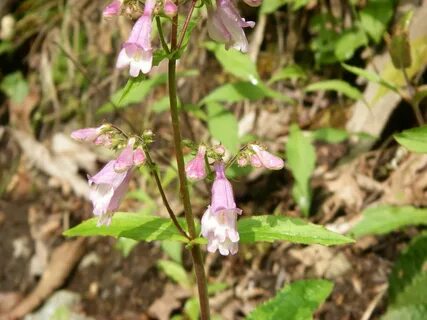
[310, 127, 349, 143]
[238, 215, 354, 245]
[394, 126, 427, 153]
[305, 79, 363, 101]
[286, 124, 316, 216]
[349, 206, 427, 238]
[63, 213, 188, 242]
[247, 279, 333, 320]
[204, 42, 260, 84]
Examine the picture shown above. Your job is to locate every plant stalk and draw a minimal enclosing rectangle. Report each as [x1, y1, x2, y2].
[168, 8, 211, 320]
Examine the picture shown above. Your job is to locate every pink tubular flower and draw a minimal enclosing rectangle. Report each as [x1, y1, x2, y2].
[185, 145, 207, 181]
[116, 0, 156, 77]
[88, 160, 133, 226]
[71, 125, 111, 146]
[207, 0, 255, 53]
[250, 144, 284, 170]
[242, 0, 262, 7]
[103, 0, 122, 17]
[201, 162, 242, 255]
[163, 0, 178, 18]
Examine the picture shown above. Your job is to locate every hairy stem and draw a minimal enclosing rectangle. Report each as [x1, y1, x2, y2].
[402, 67, 424, 125]
[168, 9, 211, 320]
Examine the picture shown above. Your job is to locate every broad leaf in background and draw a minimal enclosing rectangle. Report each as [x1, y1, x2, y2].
[157, 259, 191, 287]
[207, 102, 239, 153]
[349, 206, 427, 238]
[247, 279, 333, 320]
[268, 64, 307, 84]
[359, 0, 395, 44]
[63, 212, 188, 242]
[0, 71, 29, 104]
[341, 63, 397, 92]
[161, 240, 183, 264]
[305, 79, 363, 101]
[98, 70, 197, 114]
[394, 126, 427, 153]
[383, 233, 427, 319]
[238, 215, 354, 246]
[310, 127, 349, 143]
[115, 237, 138, 257]
[260, 0, 287, 14]
[98, 74, 166, 114]
[286, 124, 316, 216]
[334, 28, 367, 61]
[202, 82, 267, 104]
[204, 42, 260, 84]
[382, 305, 427, 320]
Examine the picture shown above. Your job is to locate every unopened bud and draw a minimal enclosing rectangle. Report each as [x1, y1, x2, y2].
[163, 0, 177, 18]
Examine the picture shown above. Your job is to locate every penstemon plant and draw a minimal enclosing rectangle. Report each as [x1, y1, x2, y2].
[65, 1, 354, 319]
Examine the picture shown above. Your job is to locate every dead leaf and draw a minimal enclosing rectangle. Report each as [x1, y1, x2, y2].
[148, 284, 190, 320]
[5, 238, 86, 319]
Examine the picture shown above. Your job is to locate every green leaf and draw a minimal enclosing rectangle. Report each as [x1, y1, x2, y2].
[269, 64, 307, 84]
[382, 305, 427, 320]
[205, 42, 260, 84]
[388, 232, 427, 304]
[115, 237, 138, 257]
[286, 124, 316, 216]
[202, 82, 267, 104]
[208, 283, 229, 295]
[0, 71, 29, 104]
[97, 74, 166, 114]
[311, 127, 349, 143]
[157, 259, 191, 287]
[393, 273, 427, 308]
[161, 240, 183, 264]
[394, 126, 427, 153]
[183, 298, 200, 320]
[238, 215, 354, 246]
[207, 102, 239, 153]
[305, 79, 363, 101]
[349, 206, 427, 238]
[334, 28, 367, 61]
[98, 70, 197, 114]
[63, 212, 188, 242]
[247, 279, 333, 320]
[341, 63, 397, 92]
[359, 0, 395, 44]
[260, 0, 288, 14]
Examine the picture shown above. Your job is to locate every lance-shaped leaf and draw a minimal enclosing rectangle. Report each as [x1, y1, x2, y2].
[63, 212, 188, 242]
[247, 279, 333, 320]
[238, 215, 354, 246]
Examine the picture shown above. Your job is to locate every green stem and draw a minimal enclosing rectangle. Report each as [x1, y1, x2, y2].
[402, 67, 424, 126]
[168, 9, 211, 320]
[143, 147, 190, 240]
[156, 16, 170, 54]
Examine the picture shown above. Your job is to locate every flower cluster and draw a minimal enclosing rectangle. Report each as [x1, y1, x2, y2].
[71, 126, 149, 226]
[103, 0, 260, 77]
[185, 143, 283, 255]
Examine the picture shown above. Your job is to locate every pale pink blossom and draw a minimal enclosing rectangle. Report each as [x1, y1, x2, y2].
[207, 0, 255, 53]
[103, 0, 122, 17]
[88, 160, 133, 226]
[71, 125, 111, 146]
[185, 145, 207, 181]
[250, 144, 284, 170]
[242, 0, 262, 7]
[114, 144, 134, 172]
[133, 148, 146, 166]
[201, 162, 242, 255]
[163, 0, 178, 17]
[116, 0, 156, 77]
